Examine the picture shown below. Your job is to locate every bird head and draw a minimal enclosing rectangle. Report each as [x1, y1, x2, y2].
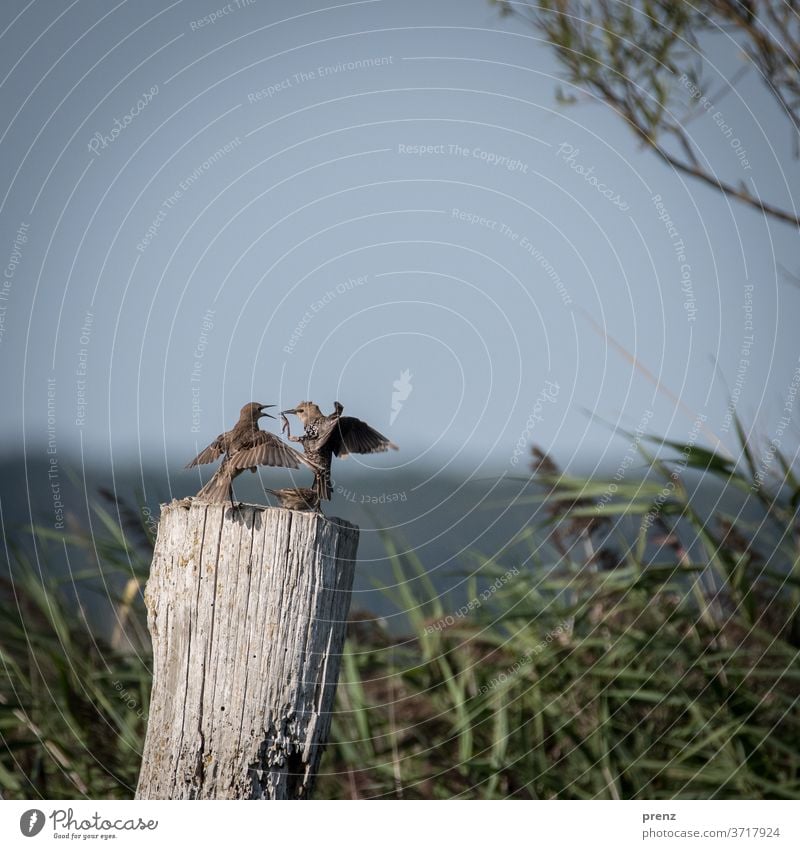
[241, 402, 275, 420]
[281, 401, 322, 425]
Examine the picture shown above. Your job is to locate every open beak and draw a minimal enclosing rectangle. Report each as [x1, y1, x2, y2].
[259, 404, 276, 419]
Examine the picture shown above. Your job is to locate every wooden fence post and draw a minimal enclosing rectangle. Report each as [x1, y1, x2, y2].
[135, 500, 359, 799]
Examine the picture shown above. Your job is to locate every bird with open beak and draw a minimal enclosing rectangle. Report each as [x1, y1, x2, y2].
[265, 486, 322, 512]
[281, 401, 398, 501]
[186, 401, 317, 505]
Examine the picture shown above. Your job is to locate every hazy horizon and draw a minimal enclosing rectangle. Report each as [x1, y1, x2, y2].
[2, 0, 798, 510]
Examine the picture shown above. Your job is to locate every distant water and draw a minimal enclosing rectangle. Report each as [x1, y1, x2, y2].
[0, 454, 770, 636]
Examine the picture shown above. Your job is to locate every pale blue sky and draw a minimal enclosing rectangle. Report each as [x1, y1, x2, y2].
[1, 0, 798, 495]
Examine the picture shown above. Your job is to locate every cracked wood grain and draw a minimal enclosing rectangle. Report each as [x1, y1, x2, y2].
[135, 500, 359, 799]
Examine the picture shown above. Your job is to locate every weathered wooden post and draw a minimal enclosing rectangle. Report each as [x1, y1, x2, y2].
[135, 500, 359, 799]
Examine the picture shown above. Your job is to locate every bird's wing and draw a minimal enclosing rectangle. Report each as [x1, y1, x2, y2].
[185, 435, 226, 467]
[229, 431, 316, 470]
[329, 416, 398, 458]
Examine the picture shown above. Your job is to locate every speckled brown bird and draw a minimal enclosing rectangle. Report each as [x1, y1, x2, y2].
[187, 401, 316, 504]
[265, 487, 321, 512]
[281, 401, 398, 501]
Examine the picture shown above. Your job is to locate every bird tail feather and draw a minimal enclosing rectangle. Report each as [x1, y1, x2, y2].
[196, 469, 233, 503]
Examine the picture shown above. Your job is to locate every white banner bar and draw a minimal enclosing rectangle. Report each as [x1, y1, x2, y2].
[1, 799, 797, 848]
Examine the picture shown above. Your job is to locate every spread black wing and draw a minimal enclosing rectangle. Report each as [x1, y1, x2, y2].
[230, 431, 314, 470]
[328, 417, 398, 458]
[185, 434, 226, 468]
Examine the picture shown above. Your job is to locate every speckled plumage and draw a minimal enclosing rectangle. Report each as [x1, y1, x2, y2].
[281, 401, 398, 501]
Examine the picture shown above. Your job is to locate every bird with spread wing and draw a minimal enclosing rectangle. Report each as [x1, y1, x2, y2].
[187, 401, 317, 505]
[280, 401, 398, 501]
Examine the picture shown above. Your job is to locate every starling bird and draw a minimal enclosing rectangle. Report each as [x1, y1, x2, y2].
[187, 401, 316, 504]
[281, 401, 398, 500]
[265, 487, 321, 512]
